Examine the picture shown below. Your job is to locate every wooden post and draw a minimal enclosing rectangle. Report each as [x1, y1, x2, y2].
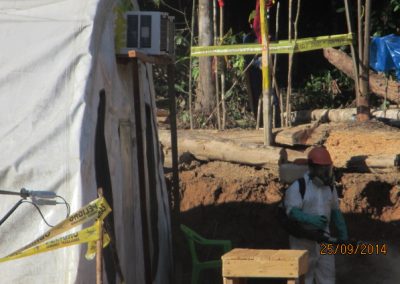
[256, 96, 262, 130]
[223, 278, 247, 284]
[213, 0, 221, 130]
[188, 0, 196, 129]
[131, 58, 153, 284]
[288, 275, 305, 284]
[287, 0, 301, 127]
[220, 3, 226, 130]
[354, 0, 364, 118]
[260, 0, 272, 145]
[344, 0, 360, 102]
[168, 63, 180, 214]
[357, 0, 363, 90]
[272, 1, 281, 128]
[96, 188, 104, 284]
[286, 0, 293, 127]
[119, 51, 174, 284]
[358, 0, 371, 121]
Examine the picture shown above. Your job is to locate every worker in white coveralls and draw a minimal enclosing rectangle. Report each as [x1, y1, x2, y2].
[284, 146, 348, 284]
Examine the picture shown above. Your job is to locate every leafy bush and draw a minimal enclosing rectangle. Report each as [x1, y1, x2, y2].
[153, 26, 255, 128]
[371, 0, 400, 36]
[291, 69, 354, 111]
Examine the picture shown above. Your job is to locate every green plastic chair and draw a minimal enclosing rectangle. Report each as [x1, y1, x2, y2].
[180, 224, 232, 284]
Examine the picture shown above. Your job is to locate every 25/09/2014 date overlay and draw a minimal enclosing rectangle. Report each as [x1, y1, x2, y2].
[320, 243, 388, 255]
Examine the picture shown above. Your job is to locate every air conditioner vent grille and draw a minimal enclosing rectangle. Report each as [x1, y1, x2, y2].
[120, 11, 174, 55]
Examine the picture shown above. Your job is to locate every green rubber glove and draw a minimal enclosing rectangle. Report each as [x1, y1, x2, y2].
[331, 209, 348, 241]
[289, 208, 328, 230]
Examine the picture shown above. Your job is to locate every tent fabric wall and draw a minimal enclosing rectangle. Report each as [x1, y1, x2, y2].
[0, 0, 172, 283]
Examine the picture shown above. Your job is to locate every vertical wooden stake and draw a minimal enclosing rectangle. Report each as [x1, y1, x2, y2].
[166, 59, 180, 284]
[96, 188, 104, 284]
[272, 1, 281, 128]
[286, 0, 301, 127]
[344, 0, 360, 101]
[131, 58, 152, 283]
[260, 0, 272, 146]
[213, 0, 221, 130]
[357, 0, 363, 108]
[220, 4, 226, 130]
[256, 96, 262, 130]
[168, 63, 180, 214]
[286, 0, 293, 127]
[188, 0, 197, 129]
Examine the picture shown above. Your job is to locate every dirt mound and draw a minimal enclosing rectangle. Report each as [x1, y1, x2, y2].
[177, 161, 400, 240]
[340, 173, 400, 224]
[325, 121, 400, 168]
[180, 161, 282, 211]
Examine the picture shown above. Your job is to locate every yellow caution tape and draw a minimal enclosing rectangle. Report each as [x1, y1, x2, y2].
[85, 222, 111, 260]
[11, 197, 111, 254]
[0, 223, 101, 263]
[191, 33, 353, 57]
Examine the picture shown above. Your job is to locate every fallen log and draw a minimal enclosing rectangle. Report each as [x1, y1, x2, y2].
[346, 154, 400, 173]
[160, 125, 325, 149]
[160, 130, 400, 174]
[156, 108, 169, 124]
[274, 122, 321, 146]
[323, 47, 400, 104]
[281, 150, 400, 182]
[280, 153, 400, 184]
[291, 108, 400, 124]
[159, 130, 286, 170]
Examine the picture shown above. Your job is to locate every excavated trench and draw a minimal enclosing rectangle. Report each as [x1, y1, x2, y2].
[166, 122, 400, 283]
[169, 160, 400, 284]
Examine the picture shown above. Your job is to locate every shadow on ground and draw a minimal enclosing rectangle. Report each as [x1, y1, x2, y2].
[173, 201, 400, 284]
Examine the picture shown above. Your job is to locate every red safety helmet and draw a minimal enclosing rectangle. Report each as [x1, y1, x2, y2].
[308, 146, 333, 166]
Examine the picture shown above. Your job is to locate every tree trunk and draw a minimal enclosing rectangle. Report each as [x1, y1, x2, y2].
[196, 0, 215, 115]
[323, 48, 400, 104]
[357, 0, 371, 121]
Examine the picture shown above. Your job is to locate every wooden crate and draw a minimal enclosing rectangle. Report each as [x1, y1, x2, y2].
[222, 249, 308, 279]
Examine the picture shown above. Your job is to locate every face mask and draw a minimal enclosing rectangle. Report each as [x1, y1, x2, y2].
[309, 165, 333, 187]
[311, 176, 326, 187]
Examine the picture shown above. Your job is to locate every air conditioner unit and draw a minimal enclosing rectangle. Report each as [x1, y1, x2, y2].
[119, 11, 175, 56]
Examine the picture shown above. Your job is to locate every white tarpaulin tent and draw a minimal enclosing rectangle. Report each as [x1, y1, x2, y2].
[0, 0, 172, 283]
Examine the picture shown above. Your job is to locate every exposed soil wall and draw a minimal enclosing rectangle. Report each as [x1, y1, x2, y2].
[168, 122, 400, 283]
[172, 161, 399, 283]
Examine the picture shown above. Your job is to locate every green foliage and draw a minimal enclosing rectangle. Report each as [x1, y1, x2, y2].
[153, 24, 255, 128]
[113, 0, 133, 51]
[391, 0, 400, 12]
[216, 30, 255, 127]
[292, 69, 354, 111]
[371, 0, 400, 36]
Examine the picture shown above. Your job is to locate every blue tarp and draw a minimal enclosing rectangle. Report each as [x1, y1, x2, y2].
[370, 34, 400, 80]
